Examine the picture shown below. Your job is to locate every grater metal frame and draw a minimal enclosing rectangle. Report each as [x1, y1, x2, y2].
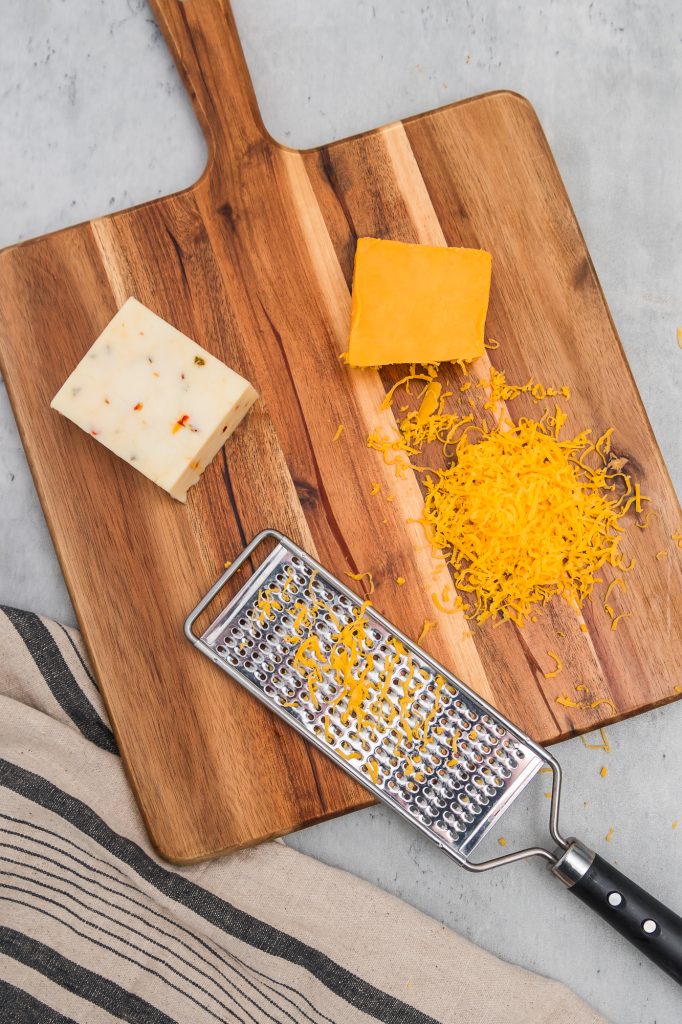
[185, 529, 569, 871]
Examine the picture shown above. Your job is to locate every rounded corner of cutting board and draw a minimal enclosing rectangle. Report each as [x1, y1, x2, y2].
[149, 829, 237, 867]
[145, 832, 195, 867]
[416, 87, 541, 126]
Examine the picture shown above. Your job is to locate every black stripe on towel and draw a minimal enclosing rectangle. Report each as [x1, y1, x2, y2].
[0, 848, 318, 1024]
[0, 814, 334, 1024]
[55, 624, 99, 692]
[0, 760, 440, 1024]
[0, 979, 77, 1024]
[0, 927, 178, 1024]
[0, 873, 273, 1024]
[0, 888, 250, 1024]
[0, 608, 116, 754]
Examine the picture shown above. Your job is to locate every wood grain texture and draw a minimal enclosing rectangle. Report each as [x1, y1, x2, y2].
[0, 0, 680, 862]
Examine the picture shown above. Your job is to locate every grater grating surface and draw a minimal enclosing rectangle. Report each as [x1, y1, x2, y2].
[190, 532, 548, 861]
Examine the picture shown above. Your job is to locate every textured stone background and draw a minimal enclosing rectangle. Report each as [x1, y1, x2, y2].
[1, 2, 681, 1019]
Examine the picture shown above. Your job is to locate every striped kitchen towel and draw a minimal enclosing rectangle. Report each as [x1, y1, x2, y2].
[0, 606, 605, 1024]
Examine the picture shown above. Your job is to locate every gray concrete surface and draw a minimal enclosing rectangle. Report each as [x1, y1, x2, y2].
[1, 2, 680, 1020]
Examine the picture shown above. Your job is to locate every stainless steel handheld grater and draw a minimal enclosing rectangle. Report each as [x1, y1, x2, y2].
[186, 529, 682, 984]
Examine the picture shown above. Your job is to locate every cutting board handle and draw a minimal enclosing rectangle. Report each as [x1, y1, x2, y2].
[149, 0, 271, 176]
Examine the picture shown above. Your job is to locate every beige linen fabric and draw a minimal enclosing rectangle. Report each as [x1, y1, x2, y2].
[0, 606, 606, 1023]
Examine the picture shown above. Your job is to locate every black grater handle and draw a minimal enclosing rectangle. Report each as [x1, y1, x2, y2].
[553, 840, 682, 984]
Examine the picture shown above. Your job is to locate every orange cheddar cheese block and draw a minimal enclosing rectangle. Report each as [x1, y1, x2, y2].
[347, 237, 492, 367]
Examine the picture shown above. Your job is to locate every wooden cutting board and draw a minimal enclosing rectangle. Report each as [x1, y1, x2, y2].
[1, 0, 680, 864]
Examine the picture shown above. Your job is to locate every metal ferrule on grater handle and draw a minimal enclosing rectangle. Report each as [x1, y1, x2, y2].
[186, 530, 682, 983]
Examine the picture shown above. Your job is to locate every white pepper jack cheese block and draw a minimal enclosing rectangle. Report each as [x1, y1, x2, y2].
[51, 297, 258, 501]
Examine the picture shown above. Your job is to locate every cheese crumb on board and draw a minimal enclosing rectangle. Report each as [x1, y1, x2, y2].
[50, 298, 257, 502]
[543, 651, 563, 678]
[417, 619, 436, 644]
[347, 237, 492, 366]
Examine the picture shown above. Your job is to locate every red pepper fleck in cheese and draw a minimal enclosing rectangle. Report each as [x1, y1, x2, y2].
[347, 237, 492, 367]
[51, 297, 258, 501]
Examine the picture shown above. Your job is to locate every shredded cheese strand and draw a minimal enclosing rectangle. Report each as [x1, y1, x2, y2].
[581, 727, 611, 752]
[344, 570, 375, 594]
[543, 651, 563, 679]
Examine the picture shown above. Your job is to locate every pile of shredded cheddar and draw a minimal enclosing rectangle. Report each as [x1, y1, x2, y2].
[421, 417, 639, 625]
[369, 367, 644, 626]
